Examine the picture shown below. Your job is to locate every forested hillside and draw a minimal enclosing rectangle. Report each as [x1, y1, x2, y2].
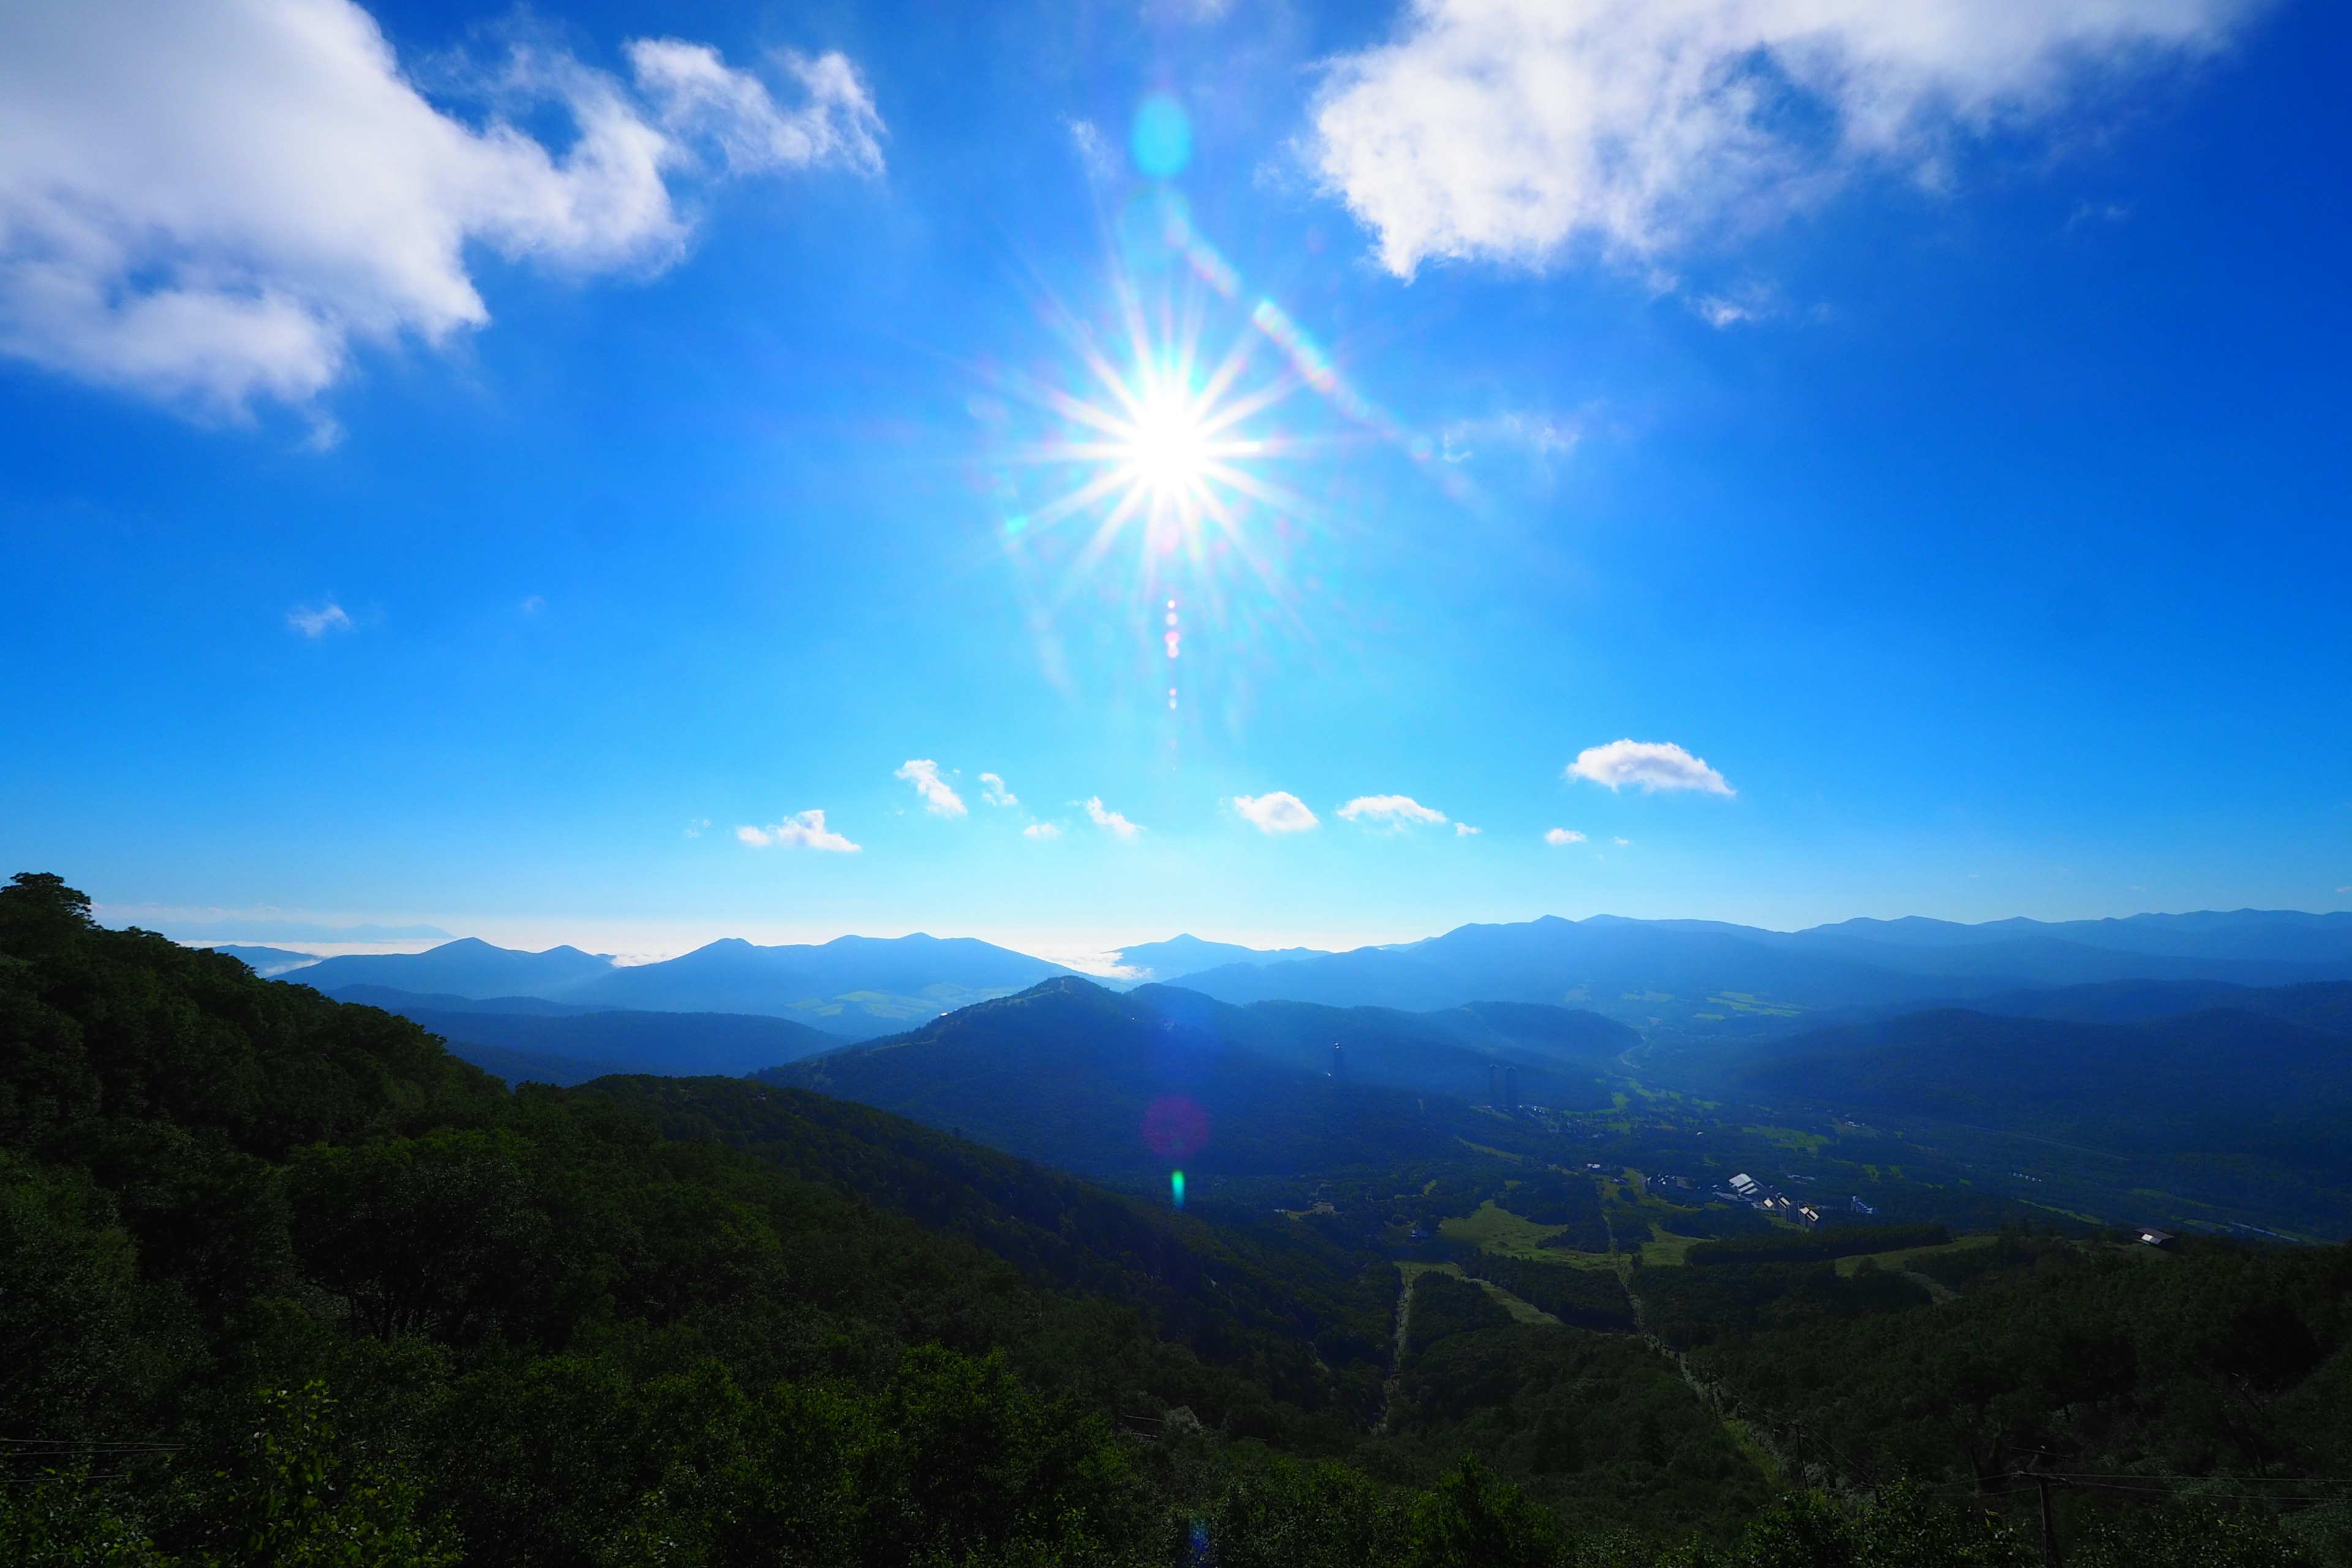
[11, 872, 2352, 1566]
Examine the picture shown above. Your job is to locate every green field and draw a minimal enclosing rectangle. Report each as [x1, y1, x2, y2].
[1441, 1199, 1569, 1254]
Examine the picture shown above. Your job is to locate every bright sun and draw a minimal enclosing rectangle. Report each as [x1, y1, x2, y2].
[1122, 388, 1213, 498]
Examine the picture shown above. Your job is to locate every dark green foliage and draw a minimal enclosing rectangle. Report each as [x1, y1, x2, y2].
[1641, 1261, 1934, 1352]
[1508, 1169, 1613, 1251]
[1376, 1324, 1776, 1537]
[1408, 1273, 1518, 1354]
[1685, 1225, 1947, 1267]
[10, 872, 2351, 1566]
[1658, 1204, 1776, 1240]
[1460, 1254, 1638, 1332]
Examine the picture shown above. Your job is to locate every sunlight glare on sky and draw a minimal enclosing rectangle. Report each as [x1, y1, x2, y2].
[0, 0, 2346, 953]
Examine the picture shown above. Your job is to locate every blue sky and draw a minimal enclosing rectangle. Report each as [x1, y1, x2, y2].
[2, 0, 2348, 960]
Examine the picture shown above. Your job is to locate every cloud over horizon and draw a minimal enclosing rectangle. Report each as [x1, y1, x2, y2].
[1233, 792, 1320, 833]
[737, 809, 860, 852]
[895, 759, 967, 816]
[1084, 797, 1141, 839]
[0, 0, 883, 416]
[1336, 794, 1451, 831]
[1567, 739, 1734, 796]
[1313, 0, 2251, 276]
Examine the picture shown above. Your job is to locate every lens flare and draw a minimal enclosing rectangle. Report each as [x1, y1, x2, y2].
[1170, 1169, 1186, 1209]
[980, 194, 1441, 717]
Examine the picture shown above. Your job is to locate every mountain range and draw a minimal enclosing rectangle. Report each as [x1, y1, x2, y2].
[212, 908, 2352, 1047]
[274, 932, 1072, 1036]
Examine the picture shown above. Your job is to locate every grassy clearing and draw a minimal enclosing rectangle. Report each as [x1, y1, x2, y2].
[1441, 1199, 1570, 1256]
[1638, 1231, 1702, 1267]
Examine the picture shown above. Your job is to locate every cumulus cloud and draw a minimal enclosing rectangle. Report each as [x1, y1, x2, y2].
[1312, 0, 2251, 276]
[1567, 739, 1734, 796]
[979, 772, 1019, 807]
[0, 1, 882, 416]
[895, 759, 967, 817]
[1545, 827, 1587, 846]
[1337, 794, 1447, 830]
[737, 810, 859, 852]
[1084, 797, 1142, 839]
[1455, 822, 1480, 837]
[1023, 821, 1062, 840]
[288, 601, 353, 638]
[1233, 792, 1320, 834]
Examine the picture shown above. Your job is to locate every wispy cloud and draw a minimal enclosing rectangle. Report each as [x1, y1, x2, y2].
[1084, 797, 1142, 839]
[1024, 821, 1062, 840]
[1545, 827, 1586, 846]
[1233, 792, 1319, 834]
[1455, 822, 1480, 837]
[287, 601, 353, 638]
[1439, 411, 1580, 467]
[1065, 117, 1118, 183]
[895, 759, 967, 817]
[979, 772, 1019, 807]
[1337, 794, 1447, 831]
[684, 818, 709, 839]
[1312, 0, 2249, 277]
[737, 809, 859, 852]
[0, 2, 883, 416]
[1567, 739, 1733, 796]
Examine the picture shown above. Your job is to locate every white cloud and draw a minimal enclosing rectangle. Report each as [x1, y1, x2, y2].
[1337, 794, 1447, 830]
[979, 772, 1019, 807]
[0, 1, 882, 416]
[1233, 792, 1320, 834]
[895, 759, 967, 817]
[1023, 821, 1062, 840]
[1567, 739, 1734, 796]
[1439, 411, 1580, 466]
[1084, 797, 1142, 839]
[1545, 827, 1587, 846]
[1312, 0, 2250, 276]
[1455, 821, 1480, 837]
[737, 809, 859, 852]
[288, 601, 353, 638]
[1066, 117, 1118, 183]
[1614, 835, 1632, 846]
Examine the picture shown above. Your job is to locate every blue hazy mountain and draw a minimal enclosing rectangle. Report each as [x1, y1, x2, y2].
[321, 985, 617, 1017]
[288, 937, 618, 998]
[281, 912, 2352, 1044]
[764, 978, 1604, 1180]
[571, 934, 1070, 1031]
[391, 1004, 837, 1080]
[1168, 912, 2352, 1035]
[1729, 992, 2352, 1235]
[1106, 933, 1332, 984]
[1795, 910, 2352, 963]
[287, 932, 1071, 1036]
